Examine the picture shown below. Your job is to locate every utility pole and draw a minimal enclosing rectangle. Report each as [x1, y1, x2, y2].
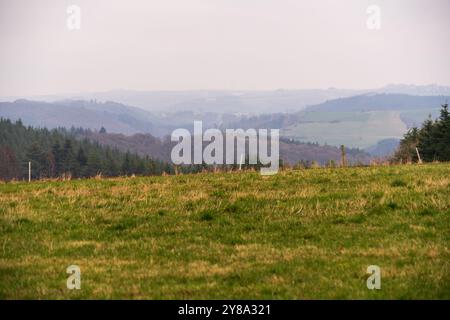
[28, 161, 31, 182]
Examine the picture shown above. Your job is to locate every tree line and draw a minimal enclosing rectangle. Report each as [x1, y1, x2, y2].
[393, 103, 450, 163]
[0, 119, 174, 181]
[0, 119, 262, 181]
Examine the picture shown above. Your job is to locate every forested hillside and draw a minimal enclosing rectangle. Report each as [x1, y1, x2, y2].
[73, 128, 370, 166]
[0, 119, 173, 181]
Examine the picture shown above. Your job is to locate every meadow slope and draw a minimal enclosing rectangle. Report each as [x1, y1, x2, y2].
[0, 164, 449, 299]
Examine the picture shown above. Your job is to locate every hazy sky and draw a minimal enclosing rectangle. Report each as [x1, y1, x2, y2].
[1, 0, 449, 96]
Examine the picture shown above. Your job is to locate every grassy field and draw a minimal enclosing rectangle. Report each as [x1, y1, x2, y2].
[0, 163, 449, 299]
[283, 110, 408, 148]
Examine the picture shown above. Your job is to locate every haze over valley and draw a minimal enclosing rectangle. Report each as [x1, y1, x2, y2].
[1, 84, 449, 160]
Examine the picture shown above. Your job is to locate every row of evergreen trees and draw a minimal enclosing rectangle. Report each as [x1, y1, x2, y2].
[0, 119, 174, 181]
[394, 104, 450, 162]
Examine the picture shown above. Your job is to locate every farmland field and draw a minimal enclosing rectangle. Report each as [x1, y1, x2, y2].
[283, 110, 408, 148]
[0, 163, 449, 299]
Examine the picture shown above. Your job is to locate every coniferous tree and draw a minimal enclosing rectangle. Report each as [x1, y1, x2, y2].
[76, 147, 88, 177]
[417, 116, 436, 162]
[0, 118, 174, 180]
[26, 142, 48, 178]
[52, 142, 63, 174]
[436, 103, 450, 160]
[0, 145, 20, 181]
[86, 151, 102, 177]
[46, 150, 56, 177]
[394, 104, 450, 163]
[122, 152, 132, 175]
[62, 139, 77, 175]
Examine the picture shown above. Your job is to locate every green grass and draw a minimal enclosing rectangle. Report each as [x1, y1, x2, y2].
[0, 164, 449, 299]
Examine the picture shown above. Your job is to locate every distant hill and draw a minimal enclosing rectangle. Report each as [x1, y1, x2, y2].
[364, 138, 400, 158]
[223, 94, 448, 149]
[74, 129, 370, 166]
[0, 99, 240, 137]
[0, 99, 154, 135]
[308, 94, 450, 112]
[4, 84, 449, 114]
[377, 84, 450, 96]
[1, 93, 447, 150]
[4, 89, 362, 114]
[0, 99, 182, 136]
[76, 130, 173, 162]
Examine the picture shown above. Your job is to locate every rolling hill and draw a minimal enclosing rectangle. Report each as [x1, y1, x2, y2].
[227, 94, 449, 149]
[283, 94, 449, 149]
[1, 93, 447, 152]
[0, 99, 158, 135]
[6, 84, 449, 114]
[74, 130, 370, 166]
[308, 93, 449, 112]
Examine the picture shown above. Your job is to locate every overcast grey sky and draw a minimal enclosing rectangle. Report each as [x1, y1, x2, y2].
[1, 0, 449, 96]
